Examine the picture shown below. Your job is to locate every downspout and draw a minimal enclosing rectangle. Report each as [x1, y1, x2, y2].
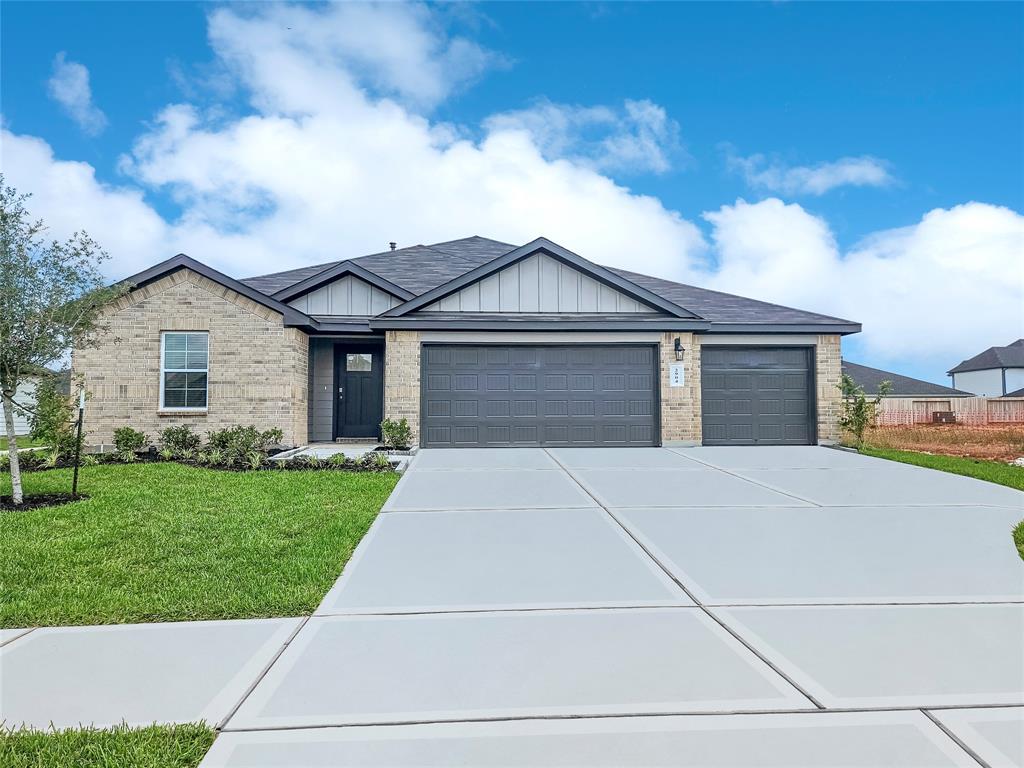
[1002, 368, 1007, 396]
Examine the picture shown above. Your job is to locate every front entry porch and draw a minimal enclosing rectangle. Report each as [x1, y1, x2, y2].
[308, 338, 385, 443]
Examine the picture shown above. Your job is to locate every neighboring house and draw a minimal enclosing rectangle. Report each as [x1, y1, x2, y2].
[947, 339, 1024, 396]
[1003, 387, 1024, 398]
[72, 236, 861, 448]
[0, 374, 46, 436]
[841, 360, 973, 398]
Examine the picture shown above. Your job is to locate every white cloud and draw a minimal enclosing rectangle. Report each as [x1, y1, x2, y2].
[47, 52, 108, 135]
[3, 2, 1021, 382]
[727, 151, 894, 196]
[205, 3, 501, 112]
[703, 198, 1024, 372]
[484, 98, 682, 174]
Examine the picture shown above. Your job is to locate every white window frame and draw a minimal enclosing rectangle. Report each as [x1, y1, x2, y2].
[159, 331, 209, 411]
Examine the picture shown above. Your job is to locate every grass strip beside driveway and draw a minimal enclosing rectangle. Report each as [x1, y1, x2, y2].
[1, 463, 397, 628]
[860, 446, 1024, 491]
[0, 724, 215, 768]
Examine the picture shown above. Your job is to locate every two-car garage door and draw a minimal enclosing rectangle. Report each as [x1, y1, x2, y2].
[421, 344, 658, 448]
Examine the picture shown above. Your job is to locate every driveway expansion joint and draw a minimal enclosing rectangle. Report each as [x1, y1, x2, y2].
[541, 448, 827, 711]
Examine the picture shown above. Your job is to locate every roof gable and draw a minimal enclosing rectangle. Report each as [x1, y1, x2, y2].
[120, 254, 312, 327]
[383, 237, 698, 319]
[421, 252, 655, 314]
[288, 273, 403, 316]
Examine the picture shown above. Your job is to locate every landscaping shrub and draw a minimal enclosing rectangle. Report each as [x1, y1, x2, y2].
[28, 376, 79, 458]
[838, 373, 891, 447]
[112, 426, 148, 460]
[380, 417, 412, 449]
[206, 425, 283, 465]
[160, 424, 202, 455]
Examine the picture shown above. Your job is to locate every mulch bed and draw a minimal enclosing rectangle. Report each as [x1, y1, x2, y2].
[1, 493, 87, 512]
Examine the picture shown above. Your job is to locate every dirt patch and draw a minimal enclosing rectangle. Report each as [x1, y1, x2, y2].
[863, 424, 1024, 462]
[1, 493, 87, 512]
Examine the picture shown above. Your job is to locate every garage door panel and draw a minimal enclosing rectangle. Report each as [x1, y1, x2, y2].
[422, 344, 657, 448]
[702, 347, 813, 446]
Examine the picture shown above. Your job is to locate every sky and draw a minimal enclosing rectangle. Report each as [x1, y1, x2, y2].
[2, 1, 1022, 384]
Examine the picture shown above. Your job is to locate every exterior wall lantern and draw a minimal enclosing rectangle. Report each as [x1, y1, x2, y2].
[673, 337, 685, 361]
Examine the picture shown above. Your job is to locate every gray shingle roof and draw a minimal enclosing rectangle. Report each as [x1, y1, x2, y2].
[608, 268, 858, 326]
[947, 339, 1024, 374]
[1003, 387, 1024, 398]
[240, 236, 515, 296]
[241, 235, 859, 329]
[842, 360, 972, 397]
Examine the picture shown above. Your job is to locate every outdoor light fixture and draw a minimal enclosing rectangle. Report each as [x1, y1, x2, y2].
[674, 337, 684, 361]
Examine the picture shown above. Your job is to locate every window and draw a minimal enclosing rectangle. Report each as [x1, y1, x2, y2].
[161, 332, 208, 409]
[346, 353, 372, 372]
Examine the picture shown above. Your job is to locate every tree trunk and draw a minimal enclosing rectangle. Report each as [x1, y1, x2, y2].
[2, 389, 24, 505]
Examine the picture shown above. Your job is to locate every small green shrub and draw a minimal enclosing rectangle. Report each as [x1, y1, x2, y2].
[244, 450, 265, 471]
[28, 376, 79, 458]
[364, 452, 393, 471]
[380, 418, 412, 449]
[160, 425, 201, 455]
[327, 452, 348, 467]
[113, 426, 148, 454]
[206, 425, 283, 465]
[838, 374, 892, 447]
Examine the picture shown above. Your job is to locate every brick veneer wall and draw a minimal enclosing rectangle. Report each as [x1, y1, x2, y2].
[659, 331, 702, 444]
[73, 269, 309, 448]
[383, 330, 422, 444]
[815, 334, 842, 443]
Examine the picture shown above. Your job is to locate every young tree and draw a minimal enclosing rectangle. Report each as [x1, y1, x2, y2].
[0, 177, 127, 506]
[838, 372, 893, 447]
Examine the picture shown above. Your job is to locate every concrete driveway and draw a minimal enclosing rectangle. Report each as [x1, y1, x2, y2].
[3, 446, 1020, 765]
[204, 446, 1023, 766]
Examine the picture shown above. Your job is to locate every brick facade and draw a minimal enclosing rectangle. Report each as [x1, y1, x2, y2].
[815, 334, 843, 443]
[74, 268, 843, 450]
[659, 331, 702, 444]
[383, 330, 422, 444]
[73, 269, 308, 448]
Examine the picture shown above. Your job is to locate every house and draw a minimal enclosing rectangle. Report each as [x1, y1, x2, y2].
[947, 339, 1024, 396]
[72, 236, 861, 449]
[0, 378, 39, 437]
[841, 360, 972, 398]
[0, 368, 68, 437]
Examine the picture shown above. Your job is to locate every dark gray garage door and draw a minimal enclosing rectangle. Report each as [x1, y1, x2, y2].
[421, 344, 658, 448]
[701, 347, 814, 445]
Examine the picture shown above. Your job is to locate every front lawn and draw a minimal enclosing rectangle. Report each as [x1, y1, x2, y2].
[0, 724, 214, 768]
[0, 436, 44, 451]
[860, 446, 1024, 491]
[0, 463, 397, 628]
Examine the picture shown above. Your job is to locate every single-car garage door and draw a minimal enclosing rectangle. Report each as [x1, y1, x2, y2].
[701, 347, 815, 445]
[421, 344, 658, 448]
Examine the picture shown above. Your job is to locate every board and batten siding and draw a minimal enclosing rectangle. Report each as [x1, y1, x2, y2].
[422, 253, 652, 314]
[288, 275, 400, 316]
[308, 338, 335, 442]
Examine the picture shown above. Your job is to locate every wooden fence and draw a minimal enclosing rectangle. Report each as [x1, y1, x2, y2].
[874, 397, 1024, 426]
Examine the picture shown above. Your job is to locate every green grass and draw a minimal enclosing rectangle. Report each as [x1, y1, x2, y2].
[0, 463, 397, 628]
[860, 446, 1024, 491]
[0, 724, 215, 768]
[0, 436, 44, 450]
[1014, 521, 1024, 562]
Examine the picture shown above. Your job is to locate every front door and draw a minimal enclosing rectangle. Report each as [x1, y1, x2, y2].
[333, 345, 384, 439]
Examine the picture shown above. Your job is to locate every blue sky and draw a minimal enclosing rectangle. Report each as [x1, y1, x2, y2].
[2, 2, 1022, 382]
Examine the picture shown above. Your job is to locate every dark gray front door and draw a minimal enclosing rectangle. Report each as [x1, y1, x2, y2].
[701, 347, 814, 445]
[334, 345, 384, 439]
[421, 344, 658, 448]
